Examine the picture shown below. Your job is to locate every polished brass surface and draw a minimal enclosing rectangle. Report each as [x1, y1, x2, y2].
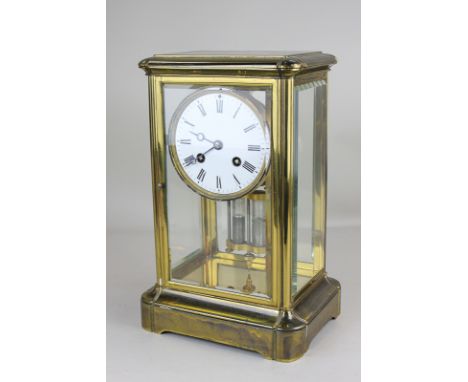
[139, 51, 337, 77]
[313, 79, 328, 273]
[225, 239, 265, 254]
[245, 190, 268, 201]
[139, 51, 339, 361]
[242, 274, 256, 294]
[154, 75, 279, 307]
[200, 197, 217, 287]
[141, 276, 340, 362]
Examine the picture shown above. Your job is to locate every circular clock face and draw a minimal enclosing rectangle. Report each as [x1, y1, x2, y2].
[169, 88, 271, 200]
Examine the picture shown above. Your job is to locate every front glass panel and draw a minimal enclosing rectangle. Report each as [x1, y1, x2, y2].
[292, 79, 327, 296]
[163, 83, 272, 299]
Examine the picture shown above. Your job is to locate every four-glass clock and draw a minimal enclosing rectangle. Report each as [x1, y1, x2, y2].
[139, 51, 341, 362]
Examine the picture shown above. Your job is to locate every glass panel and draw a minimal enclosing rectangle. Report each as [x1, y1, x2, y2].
[292, 79, 327, 296]
[214, 190, 270, 297]
[162, 84, 272, 298]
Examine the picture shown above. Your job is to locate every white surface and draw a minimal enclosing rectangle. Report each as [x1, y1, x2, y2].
[172, 89, 270, 196]
[107, 226, 360, 381]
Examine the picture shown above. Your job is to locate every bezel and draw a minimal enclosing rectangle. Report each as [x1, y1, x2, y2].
[167, 87, 271, 201]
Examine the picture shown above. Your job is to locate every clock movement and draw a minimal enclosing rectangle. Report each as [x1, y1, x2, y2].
[138, 51, 340, 361]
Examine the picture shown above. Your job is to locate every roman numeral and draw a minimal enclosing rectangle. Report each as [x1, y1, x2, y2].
[233, 174, 241, 187]
[197, 169, 206, 182]
[242, 161, 256, 173]
[184, 155, 196, 166]
[179, 139, 191, 144]
[183, 119, 195, 127]
[233, 103, 241, 119]
[216, 97, 223, 113]
[197, 103, 207, 116]
[216, 176, 222, 189]
[244, 124, 257, 133]
[248, 144, 261, 151]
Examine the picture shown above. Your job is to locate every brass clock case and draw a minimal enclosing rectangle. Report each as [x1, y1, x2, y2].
[139, 51, 340, 362]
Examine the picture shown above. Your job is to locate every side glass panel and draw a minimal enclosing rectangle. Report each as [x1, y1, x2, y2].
[162, 84, 272, 298]
[292, 79, 327, 296]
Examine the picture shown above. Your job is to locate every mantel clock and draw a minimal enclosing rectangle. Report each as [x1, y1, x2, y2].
[138, 51, 341, 362]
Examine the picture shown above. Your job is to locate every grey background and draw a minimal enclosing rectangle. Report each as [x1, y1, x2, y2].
[107, 0, 360, 380]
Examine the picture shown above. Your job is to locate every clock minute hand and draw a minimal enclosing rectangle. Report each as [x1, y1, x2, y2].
[190, 131, 215, 144]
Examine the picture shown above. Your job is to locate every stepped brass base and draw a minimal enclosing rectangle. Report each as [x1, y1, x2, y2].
[141, 276, 340, 362]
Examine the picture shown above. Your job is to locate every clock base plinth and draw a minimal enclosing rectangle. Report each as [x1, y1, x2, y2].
[141, 276, 340, 362]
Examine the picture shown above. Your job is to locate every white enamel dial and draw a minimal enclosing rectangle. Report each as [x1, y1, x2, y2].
[169, 88, 271, 199]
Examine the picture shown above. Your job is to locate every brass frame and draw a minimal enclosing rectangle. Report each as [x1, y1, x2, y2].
[173, 251, 321, 284]
[152, 75, 279, 307]
[140, 52, 340, 362]
[141, 275, 340, 362]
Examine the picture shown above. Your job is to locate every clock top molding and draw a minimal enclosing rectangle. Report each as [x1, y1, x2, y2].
[139, 51, 336, 76]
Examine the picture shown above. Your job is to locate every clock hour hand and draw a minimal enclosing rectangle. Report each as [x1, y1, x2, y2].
[203, 146, 215, 155]
[188, 140, 223, 166]
[195, 145, 216, 165]
[186, 132, 223, 165]
[201, 140, 223, 157]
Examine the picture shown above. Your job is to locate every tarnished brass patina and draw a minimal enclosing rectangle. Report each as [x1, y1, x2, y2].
[138, 51, 340, 362]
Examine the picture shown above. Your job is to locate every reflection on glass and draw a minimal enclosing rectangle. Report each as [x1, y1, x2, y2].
[230, 198, 246, 244]
[292, 80, 327, 296]
[250, 199, 266, 247]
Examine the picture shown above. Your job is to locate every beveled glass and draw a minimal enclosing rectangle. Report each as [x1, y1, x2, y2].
[292, 79, 328, 296]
